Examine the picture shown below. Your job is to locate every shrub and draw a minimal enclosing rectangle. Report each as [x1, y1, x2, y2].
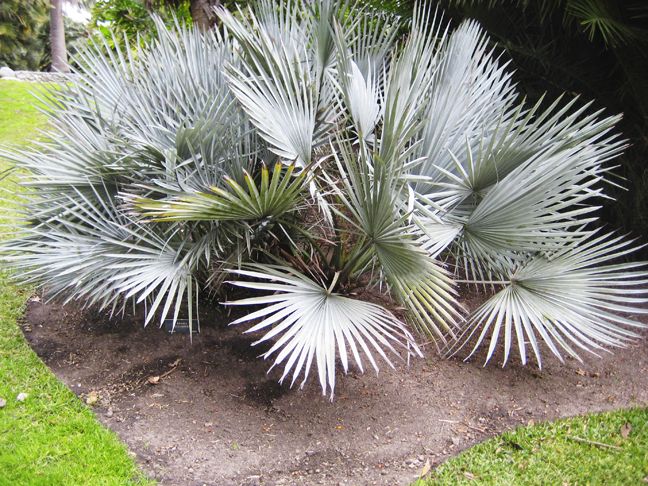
[90, 0, 192, 51]
[0, 0, 48, 70]
[2, 0, 646, 398]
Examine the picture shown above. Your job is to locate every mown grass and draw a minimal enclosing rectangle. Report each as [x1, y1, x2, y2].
[0, 80, 152, 486]
[417, 407, 648, 485]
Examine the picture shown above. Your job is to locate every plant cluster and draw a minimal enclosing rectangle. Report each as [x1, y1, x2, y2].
[90, 0, 193, 50]
[0, 0, 90, 72]
[0, 0, 49, 70]
[2, 0, 647, 397]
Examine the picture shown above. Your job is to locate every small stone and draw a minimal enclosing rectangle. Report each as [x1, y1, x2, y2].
[16, 393, 27, 402]
[0, 398, 6, 408]
[451, 436, 461, 446]
[245, 478, 261, 486]
[105, 408, 114, 418]
[0, 66, 15, 78]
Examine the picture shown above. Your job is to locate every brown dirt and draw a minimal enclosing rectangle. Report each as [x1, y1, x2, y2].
[22, 295, 648, 486]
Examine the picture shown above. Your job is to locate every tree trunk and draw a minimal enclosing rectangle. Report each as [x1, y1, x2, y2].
[50, 0, 69, 73]
[190, 0, 220, 31]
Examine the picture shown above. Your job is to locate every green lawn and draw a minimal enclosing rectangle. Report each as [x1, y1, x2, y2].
[0, 80, 152, 486]
[418, 407, 648, 485]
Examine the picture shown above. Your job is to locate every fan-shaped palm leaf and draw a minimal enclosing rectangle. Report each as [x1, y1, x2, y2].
[225, 265, 422, 398]
[135, 162, 308, 223]
[447, 231, 648, 366]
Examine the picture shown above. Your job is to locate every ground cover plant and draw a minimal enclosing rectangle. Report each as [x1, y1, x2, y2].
[2, 0, 647, 399]
[0, 80, 151, 485]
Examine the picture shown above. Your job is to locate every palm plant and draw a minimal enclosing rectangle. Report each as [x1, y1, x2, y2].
[2, 0, 647, 398]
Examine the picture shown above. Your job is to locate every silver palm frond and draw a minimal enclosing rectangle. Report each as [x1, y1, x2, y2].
[225, 265, 422, 399]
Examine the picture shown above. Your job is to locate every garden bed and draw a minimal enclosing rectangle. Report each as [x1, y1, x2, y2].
[21, 297, 648, 485]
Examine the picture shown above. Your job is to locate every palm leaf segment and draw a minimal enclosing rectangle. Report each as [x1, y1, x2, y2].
[330, 141, 463, 342]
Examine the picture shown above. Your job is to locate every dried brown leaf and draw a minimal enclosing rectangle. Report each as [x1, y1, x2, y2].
[85, 391, 99, 406]
[419, 459, 431, 478]
[620, 422, 632, 439]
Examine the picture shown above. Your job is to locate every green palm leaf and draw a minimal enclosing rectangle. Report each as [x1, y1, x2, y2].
[331, 139, 463, 342]
[134, 162, 308, 223]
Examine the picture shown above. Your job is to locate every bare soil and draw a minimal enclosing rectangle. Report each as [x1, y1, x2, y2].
[22, 296, 648, 486]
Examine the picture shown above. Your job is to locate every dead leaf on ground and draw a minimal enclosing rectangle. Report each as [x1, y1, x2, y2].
[620, 422, 632, 439]
[464, 471, 476, 480]
[147, 376, 160, 385]
[419, 459, 431, 478]
[86, 391, 99, 406]
[576, 368, 587, 377]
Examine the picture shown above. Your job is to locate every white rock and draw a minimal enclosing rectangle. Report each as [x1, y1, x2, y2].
[0, 66, 15, 78]
[16, 392, 28, 402]
[0, 398, 6, 408]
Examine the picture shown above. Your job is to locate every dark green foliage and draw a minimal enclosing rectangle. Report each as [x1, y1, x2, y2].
[0, 0, 49, 70]
[90, 0, 258, 49]
[0, 0, 91, 72]
[90, 0, 192, 50]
